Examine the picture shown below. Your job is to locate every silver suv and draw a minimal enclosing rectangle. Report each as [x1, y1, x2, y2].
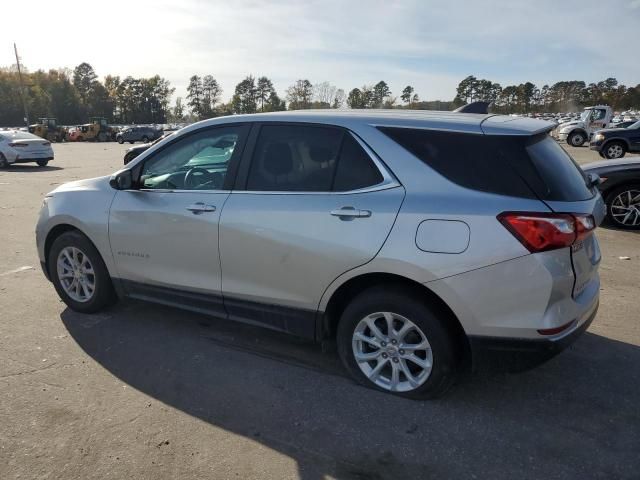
[36, 111, 604, 398]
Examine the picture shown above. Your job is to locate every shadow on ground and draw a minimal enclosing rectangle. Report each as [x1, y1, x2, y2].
[3, 165, 63, 172]
[61, 301, 640, 480]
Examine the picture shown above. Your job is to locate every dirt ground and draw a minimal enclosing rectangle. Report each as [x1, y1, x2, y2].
[0, 141, 639, 480]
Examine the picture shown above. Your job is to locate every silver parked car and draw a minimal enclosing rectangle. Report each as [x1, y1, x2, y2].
[36, 110, 604, 398]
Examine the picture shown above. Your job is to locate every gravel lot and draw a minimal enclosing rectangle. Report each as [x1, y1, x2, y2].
[1, 142, 639, 480]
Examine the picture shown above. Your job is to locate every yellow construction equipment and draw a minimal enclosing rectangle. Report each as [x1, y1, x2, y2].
[28, 118, 67, 142]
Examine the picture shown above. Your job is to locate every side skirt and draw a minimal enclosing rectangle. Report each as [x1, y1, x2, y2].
[118, 279, 318, 340]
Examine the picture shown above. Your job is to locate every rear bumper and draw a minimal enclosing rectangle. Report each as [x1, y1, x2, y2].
[469, 300, 597, 371]
[13, 156, 53, 164]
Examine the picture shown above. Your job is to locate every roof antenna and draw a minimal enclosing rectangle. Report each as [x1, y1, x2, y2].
[453, 101, 491, 114]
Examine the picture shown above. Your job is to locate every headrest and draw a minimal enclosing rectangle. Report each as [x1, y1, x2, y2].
[309, 146, 334, 163]
[263, 143, 293, 175]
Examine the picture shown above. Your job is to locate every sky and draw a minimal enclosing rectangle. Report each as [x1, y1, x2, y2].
[1, 0, 639, 104]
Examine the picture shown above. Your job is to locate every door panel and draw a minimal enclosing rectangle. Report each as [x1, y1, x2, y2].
[109, 190, 228, 315]
[219, 187, 404, 314]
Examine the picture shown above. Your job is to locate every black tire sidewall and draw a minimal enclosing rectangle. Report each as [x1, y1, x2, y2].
[48, 231, 115, 313]
[337, 286, 460, 399]
[606, 184, 640, 230]
[117, 137, 124, 144]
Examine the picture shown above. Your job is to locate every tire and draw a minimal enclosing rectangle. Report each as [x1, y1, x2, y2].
[141, 136, 149, 143]
[337, 285, 461, 399]
[129, 141, 134, 144]
[605, 184, 640, 230]
[603, 141, 626, 160]
[98, 132, 107, 142]
[0, 153, 8, 168]
[48, 231, 117, 313]
[36, 160, 48, 167]
[117, 137, 124, 144]
[567, 131, 586, 147]
[77, 136, 84, 142]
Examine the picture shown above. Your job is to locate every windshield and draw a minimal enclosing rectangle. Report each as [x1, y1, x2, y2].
[630, 120, 640, 129]
[580, 110, 591, 122]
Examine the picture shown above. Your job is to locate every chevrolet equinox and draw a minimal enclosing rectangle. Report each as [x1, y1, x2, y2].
[36, 110, 604, 398]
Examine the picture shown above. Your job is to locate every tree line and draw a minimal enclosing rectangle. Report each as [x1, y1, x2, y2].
[454, 75, 640, 113]
[0, 61, 638, 127]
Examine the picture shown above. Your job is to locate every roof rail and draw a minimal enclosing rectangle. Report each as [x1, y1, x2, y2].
[453, 101, 491, 114]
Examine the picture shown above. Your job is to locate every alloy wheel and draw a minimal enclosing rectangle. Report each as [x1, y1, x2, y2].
[352, 312, 433, 392]
[606, 144, 624, 159]
[610, 189, 640, 227]
[56, 246, 96, 302]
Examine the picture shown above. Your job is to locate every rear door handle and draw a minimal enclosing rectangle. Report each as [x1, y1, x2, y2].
[330, 206, 372, 219]
[186, 202, 216, 214]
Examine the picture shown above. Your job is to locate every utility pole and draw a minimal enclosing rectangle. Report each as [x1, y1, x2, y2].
[14, 43, 29, 127]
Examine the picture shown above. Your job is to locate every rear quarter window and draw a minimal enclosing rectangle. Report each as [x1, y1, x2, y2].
[377, 127, 536, 198]
[377, 127, 594, 202]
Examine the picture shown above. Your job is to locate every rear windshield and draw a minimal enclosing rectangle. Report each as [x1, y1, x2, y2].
[524, 134, 593, 201]
[377, 127, 594, 201]
[0, 130, 38, 141]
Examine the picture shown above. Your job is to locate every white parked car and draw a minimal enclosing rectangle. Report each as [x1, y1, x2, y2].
[0, 130, 54, 167]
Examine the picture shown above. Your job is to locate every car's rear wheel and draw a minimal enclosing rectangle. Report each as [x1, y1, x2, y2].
[337, 286, 461, 399]
[117, 137, 124, 144]
[36, 160, 48, 167]
[48, 231, 117, 313]
[606, 184, 640, 230]
[568, 131, 586, 147]
[603, 141, 626, 160]
[0, 153, 9, 168]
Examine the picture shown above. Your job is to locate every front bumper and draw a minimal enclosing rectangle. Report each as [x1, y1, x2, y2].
[469, 301, 598, 371]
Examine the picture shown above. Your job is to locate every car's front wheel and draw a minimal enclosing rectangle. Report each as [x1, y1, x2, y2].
[36, 160, 48, 167]
[606, 184, 640, 230]
[48, 231, 117, 313]
[117, 137, 124, 144]
[337, 286, 461, 399]
[603, 141, 626, 160]
[567, 131, 586, 147]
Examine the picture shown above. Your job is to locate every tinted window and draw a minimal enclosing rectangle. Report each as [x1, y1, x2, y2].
[377, 127, 535, 198]
[525, 135, 593, 201]
[246, 125, 343, 191]
[140, 126, 244, 190]
[378, 127, 594, 201]
[333, 134, 384, 191]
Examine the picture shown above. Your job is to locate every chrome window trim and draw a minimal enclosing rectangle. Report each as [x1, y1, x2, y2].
[134, 189, 231, 194]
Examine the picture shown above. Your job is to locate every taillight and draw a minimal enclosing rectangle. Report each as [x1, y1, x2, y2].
[498, 212, 595, 253]
[8, 142, 27, 147]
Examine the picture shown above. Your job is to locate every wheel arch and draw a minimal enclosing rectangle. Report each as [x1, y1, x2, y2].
[319, 272, 471, 364]
[43, 224, 112, 281]
[602, 137, 631, 151]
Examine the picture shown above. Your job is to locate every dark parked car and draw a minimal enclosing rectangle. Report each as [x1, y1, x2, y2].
[123, 133, 173, 164]
[590, 120, 640, 159]
[608, 120, 638, 129]
[116, 126, 163, 145]
[582, 158, 640, 229]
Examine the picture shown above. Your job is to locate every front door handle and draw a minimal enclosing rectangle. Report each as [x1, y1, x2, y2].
[186, 202, 216, 214]
[330, 206, 372, 219]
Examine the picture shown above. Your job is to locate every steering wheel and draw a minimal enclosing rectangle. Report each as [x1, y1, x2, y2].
[184, 167, 212, 189]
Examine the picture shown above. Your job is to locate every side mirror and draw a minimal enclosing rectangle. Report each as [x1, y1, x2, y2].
[586, 172, 603, 188]
[109, 170, 133, 190]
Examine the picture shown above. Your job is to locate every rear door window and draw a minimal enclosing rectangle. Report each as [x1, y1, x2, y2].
[245, 125, 385, 192]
